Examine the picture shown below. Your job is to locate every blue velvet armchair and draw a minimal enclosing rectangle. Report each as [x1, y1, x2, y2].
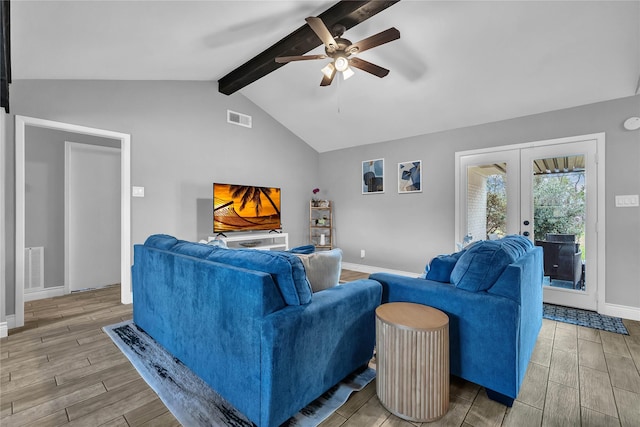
[370, 235, 544, 406]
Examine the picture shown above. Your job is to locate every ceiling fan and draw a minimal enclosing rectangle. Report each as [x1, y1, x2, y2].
[275, 17, 400, 86]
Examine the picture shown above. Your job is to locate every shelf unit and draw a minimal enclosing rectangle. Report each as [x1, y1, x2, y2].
[310, 200, 333, 250]
[208, 232, 288, 250]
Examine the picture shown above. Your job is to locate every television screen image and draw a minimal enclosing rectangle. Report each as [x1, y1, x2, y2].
[213, 183, 281, 233]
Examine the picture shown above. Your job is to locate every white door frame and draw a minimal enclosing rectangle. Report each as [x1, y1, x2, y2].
[455, 132, 606, 312]
[15, 115, 131, 329]
[65, 142, 122, 294]
[1, 111, 6, 337]
[521, 140, 599, 310]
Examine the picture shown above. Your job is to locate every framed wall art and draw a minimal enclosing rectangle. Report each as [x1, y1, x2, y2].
[362, 158, 384, 194]
[398, 160, 422, 193]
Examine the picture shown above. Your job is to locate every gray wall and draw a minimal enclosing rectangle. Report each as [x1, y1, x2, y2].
[4, 80, 320, 315]
[25, 127, 120, 289]
[320, 95, 640, 308]
[3, 80, 639, 316]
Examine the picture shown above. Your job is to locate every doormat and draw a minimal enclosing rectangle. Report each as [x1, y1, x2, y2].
[543, 303, 629, 335]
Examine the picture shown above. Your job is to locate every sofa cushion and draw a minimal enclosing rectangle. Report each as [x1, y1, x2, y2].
[426, 250, 465, 282]
[451, 237, 530, 292]
[296, 249, 342, 292]
[206, 248, 312, 306]
[144, 234, 178, 250]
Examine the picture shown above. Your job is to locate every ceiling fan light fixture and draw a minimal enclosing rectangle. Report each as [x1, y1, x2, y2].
[334, 56, 349, 72]
[321, 62, 335, 79]
[276, 16, 400, 88]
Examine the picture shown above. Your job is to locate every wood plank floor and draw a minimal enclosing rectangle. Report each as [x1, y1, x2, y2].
[1, 272, 639, 426]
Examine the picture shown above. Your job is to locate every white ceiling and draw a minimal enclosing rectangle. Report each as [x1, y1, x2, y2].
[11, 1, 640, 153]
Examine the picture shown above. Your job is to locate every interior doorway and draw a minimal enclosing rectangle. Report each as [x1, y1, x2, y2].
[14, 116, 131, 329]
[456, 133, 605, 311]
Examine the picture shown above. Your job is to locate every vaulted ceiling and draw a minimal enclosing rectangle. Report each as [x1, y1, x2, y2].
[11, 1, 640, 152]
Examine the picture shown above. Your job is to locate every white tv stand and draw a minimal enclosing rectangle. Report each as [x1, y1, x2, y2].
[208, 232, 289, 251]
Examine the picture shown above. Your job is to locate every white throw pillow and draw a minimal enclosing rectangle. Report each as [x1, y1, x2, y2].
[296, 248, 343, 292]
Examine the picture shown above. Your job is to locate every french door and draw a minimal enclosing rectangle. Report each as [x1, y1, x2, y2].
[456, 134, 603, 311]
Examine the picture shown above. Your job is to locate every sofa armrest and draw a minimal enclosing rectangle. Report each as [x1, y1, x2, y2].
[259, 279, 382, 427]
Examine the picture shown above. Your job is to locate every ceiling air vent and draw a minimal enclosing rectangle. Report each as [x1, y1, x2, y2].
[227, 110, 252, 128]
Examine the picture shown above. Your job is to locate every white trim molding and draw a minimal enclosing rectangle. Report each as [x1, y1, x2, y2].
[5, 314, 15, 330]
[1, 111, 6, 333]
[0, 322, 7, 338]
[600, 302, 640, 322]
[341, 262, 418, 278]
[14, 116, 132, 330]
[24, 286, 65, 302]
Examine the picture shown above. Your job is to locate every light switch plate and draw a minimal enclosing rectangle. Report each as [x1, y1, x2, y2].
[615, 194, 639, 207]
[132, 186, 145, 198]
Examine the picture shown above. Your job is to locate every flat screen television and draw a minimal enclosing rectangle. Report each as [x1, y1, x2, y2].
[213, 183, 281, 233]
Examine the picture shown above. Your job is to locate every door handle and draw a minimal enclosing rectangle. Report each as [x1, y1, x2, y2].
[523, 231, 530, 237]
[523, 220, 530, 226]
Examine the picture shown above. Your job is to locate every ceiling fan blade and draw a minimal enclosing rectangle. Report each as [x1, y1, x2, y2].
[275, 54, 327, 64]
[305, 17, 338, 51]
[320, 66, 336, 86]
[347, 27, 400, 54]
[349, 57, 390, 78]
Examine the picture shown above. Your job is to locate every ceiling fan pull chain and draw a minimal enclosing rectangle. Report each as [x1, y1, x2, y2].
[337, 75, 342, 114]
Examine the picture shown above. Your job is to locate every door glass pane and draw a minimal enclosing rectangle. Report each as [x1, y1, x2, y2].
[532, 155, 586, 291]
[466, 162, 507, 244]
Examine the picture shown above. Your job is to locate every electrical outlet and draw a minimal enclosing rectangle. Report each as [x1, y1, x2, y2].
[360, 249, 365, 258]
[132, 186, 145, 198]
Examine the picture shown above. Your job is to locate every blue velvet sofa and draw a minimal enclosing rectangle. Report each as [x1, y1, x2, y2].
[369, 235, 543, 406]
[132, 234, 382, 427]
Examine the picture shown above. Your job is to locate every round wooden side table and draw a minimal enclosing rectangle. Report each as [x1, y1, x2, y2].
[375, 302, 450, 422]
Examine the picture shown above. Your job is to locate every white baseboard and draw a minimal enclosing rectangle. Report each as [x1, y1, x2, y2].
[599, 302, 640, 321]
[24, 286, 65, 302]
[6, 314, 15, 330]
[342, 262, 418, 278]
[0, 322, 7, 338]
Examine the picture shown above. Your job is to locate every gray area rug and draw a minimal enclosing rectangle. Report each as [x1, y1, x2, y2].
[103, 320, 375, 426]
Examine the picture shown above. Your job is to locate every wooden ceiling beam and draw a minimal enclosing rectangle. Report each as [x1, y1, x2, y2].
[217, 0, 400, 95]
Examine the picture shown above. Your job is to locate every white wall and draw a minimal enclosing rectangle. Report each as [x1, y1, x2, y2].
[320, 95, 640, 310]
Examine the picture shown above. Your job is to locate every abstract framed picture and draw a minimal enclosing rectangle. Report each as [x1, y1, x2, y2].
[398, 160, 422, 193]
[362, 158, 384, 194]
